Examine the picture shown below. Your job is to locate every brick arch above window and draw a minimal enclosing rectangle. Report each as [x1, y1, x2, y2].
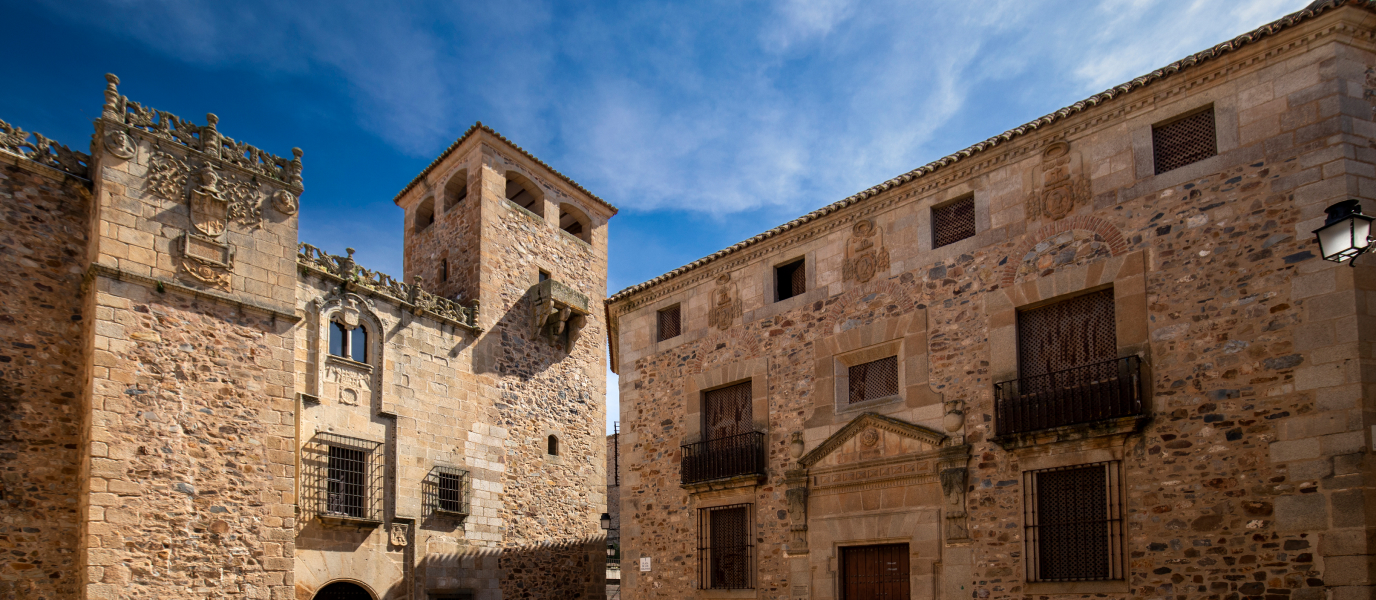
[1000, 216, 1128, 289]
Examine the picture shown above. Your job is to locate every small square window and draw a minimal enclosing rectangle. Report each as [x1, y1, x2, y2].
[1152, 107, 1217, 174]
[932, 195, 975, 248]
[657, 304, 682, 341]
[308, 433, 382, 524]
[427, 465, 470, 516]
[775, 259, 806, 302]
[538, 270, 550, 283]
[848, 356, 898, 404]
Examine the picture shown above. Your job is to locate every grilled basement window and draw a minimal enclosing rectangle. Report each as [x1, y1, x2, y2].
[1024, 461, 1123, 583]
[658, 304, 682, 341]
[775, 259, 806, 302]
[328, 321, 369, 364]
[1152, 107, 1217, 174]
[932, 194, 976, 248]
[848, 356, 899, 404]
[307, 433, 383, 523]
[426, 465, 471, 516]
[698, 503, 755, 590]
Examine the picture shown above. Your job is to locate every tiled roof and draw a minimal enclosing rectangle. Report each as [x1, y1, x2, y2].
[392, 122, 618, 215]
[606, 0, 1373, 304]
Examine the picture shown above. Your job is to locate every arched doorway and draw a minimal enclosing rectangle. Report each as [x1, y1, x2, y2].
[314, 581, 374, 600]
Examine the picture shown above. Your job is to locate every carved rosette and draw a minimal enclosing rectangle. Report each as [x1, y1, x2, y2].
[1025, 141, 1091, 221]
[706, 273, 741, 331]
[842, 219, 890, 284]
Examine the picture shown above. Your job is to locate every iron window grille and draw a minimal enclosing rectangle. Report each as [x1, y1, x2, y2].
[848, 356, 899, 404]
[698, 503, 755, 590]
[424, 465, 471, 517]
[658, 304, 682, 341]
[1153, 107, 1217, 174]
[1024, 461, 1124, 583]
[775, 259, 806, 301]
[932, 195, 976, 248]
[305, 433, 383, 524]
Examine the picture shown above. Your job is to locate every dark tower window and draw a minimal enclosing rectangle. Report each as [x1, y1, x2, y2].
[440, 258, 448, 283]
[415, 196, 436, 233]
[559, 203, 592, 243]
[547, 435, 559, 456]
[658, 304, 682, 341]
[505, 171, 543, 217]
[444, 169, 469, 211]
[775, 259, 805, 302]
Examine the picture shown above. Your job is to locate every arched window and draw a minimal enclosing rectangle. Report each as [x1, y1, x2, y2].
[559, 203, 591, 243]
[547, 435, 559, 456]
[329, 320, 369, 364]
[414, 196, 436, 233]
[443, 169, 468, 211]
[505, 171, 543, 218]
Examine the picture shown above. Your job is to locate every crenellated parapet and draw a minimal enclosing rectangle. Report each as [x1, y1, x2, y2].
[298, 243, 480, 330]
[0, 119, 90, 178]
[100, 73, 303, 191]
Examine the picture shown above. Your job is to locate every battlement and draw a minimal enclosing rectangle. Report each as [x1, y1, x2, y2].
[0, 118, 90, 178]
[100, 73, 303, 191]
[297, 243, 480, 330]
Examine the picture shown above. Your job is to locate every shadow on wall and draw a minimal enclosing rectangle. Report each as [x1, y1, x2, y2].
[414, 536, 609, 599]
[468, 284, 574, 381]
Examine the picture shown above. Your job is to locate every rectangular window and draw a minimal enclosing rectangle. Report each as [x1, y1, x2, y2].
[698, 503, 754, 590]
[775, 259, 806, 301]
[703, 381, 752, 441]
[308, 433, 383, 523]
[538, 269, 549, 283]
[841, 544, 910, 600]
[1017, 288, 1115, 394]
[1152, 107, 1217, 174]
[426, 465, 471, 516]
[658, 304, 682, 341]
[848, 356, 899, 404]
[1024, 461, 1123, 583]
[932, 195, 976, 248]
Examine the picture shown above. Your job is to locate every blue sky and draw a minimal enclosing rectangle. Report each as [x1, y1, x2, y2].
[2, 0, 1302, 432]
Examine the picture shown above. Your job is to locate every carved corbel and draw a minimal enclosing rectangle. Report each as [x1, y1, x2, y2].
[530, 278, 590, 348]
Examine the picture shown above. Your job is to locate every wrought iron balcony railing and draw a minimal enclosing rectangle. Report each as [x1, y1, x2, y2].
[681, 431, 766, 485]
[994, 356, 1143, 437]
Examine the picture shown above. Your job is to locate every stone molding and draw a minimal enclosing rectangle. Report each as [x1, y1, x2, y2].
[0, 118, 89, 179]
[999, 216, 1128, 288]
[86, 263, 299, 321]
[604, 2, 1373, 311]
[312, 292, 387, 413]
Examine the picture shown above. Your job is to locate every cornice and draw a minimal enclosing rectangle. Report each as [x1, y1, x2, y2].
[605, 0, 1376, 312]
[87, 263, 300, 322]
[798, 412, 948, 469]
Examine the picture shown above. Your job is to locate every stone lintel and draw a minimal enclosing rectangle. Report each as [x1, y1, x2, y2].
[680, 473, 765, 494]
[990, 415, 1148, 452]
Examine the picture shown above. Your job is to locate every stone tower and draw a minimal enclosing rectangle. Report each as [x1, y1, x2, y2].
[79, 75, 303, 600]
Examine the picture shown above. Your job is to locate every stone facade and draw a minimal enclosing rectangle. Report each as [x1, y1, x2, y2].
[607, 3, 1376, 600]
[0, 70, 614, 599]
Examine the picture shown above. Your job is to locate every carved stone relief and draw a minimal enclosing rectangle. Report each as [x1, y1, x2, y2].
[706, 273, 741, 331]
[103, 129, 135, 160]
[1025, 141, 1091, 221]
[313, 293, 382, 408]
[389, 522, 409, 547]
[842, 219, 890, 284]
[784, 479, 809, 554]
[271, 189, 298, 216]
[939, 467, 969, 541]
[324, 359, 371, 406]
[532, 279, 590, 347]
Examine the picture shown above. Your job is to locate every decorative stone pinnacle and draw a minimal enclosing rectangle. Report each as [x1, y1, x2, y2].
[102, 74, 122, 119]
[346, 248, 356, 257]
[206, 113, 218, 126]
[105, 73, 119, 85]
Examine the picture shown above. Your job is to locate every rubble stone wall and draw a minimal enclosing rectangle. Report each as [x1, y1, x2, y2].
[0, 157, 91, 600]
[611, 8, 1376, 600]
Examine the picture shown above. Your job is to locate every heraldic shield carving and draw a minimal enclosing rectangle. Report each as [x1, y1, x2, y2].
[190, 165, 230, 237]
[707, 272, 742, 331]
[1026, 141, 1091, 222]
[842, 219, 890, 284]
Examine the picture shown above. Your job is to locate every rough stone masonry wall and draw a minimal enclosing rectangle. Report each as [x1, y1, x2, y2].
[613, 11, 1376, 600]
[0, 157, 91, 600]
[402, 149, 482, 304]
[476, 146, 611, 599]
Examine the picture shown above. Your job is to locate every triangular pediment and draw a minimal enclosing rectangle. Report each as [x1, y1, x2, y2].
[799, 412, 947, 469]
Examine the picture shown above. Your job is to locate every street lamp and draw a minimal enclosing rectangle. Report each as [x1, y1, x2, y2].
[1313, 199, 1373, 265]
[600, 512, 612, 530]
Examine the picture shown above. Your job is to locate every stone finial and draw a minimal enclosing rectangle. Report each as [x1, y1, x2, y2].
[102, 73, 122, 120]
[288, 148, 304, 188]
[202, 113, 221, 159]
[788, 432, 804, 461]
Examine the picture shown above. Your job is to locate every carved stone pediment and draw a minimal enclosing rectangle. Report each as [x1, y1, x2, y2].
[799, 412, 947, 470]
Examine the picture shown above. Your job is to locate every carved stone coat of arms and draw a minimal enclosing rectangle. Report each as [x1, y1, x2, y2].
[842, 219, 889, 284]
[1026, 141, 1091, 221]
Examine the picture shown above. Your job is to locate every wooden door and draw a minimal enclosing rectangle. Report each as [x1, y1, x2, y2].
[841, 543, 910, 600]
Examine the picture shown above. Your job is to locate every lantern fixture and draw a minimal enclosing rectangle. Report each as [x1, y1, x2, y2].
[600, 512, 612, 530]
[1313, 200, 1373, 265]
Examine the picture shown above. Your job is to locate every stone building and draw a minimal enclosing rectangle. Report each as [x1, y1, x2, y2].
[606, 2, 1376, 600]
[0, 72, 614, 599]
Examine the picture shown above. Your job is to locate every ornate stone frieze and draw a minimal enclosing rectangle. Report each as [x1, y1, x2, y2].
[706, 273, 741, 331]
[0, 119, 90, 178]
[842, 219, 890, 284]
[325, 356, 372, 406]
[177, 232, 234, 292]
[1025, 141, 1090, 221]
[101, 73, 303, 190]
[532, 279, 589, 347]
[147, 152, 266, 234]
[297, 244, 480, 330]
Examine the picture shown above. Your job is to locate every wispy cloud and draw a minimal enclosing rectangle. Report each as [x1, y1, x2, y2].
[40, 0, 1310, 219]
